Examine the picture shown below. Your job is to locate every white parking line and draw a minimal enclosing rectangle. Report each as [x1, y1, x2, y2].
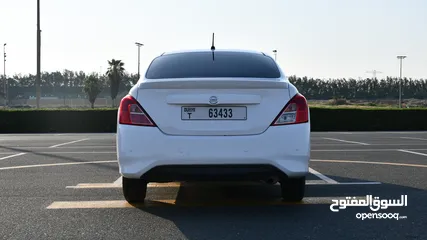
[334, 182, 382, 185]
[398, 149, 427, 157]
[313, 143, 427, 146]
[311, 159, 427, 168]
[0, 153, 26, 161]
[66, 183, 121, 189]
[0, 146, 115, 149]
[400, 137, 427, 141]
[113, 176, 122, 185]
[66, 182, 183, 189]
[322, 138, 370, 145]
[308, 167, 339, 184]
[313, 131, 427, 134]
[0, 139, 26, 141]
[42, 152, 115, 154]
[46, 196, 370, 209]
[48, 138, 90, 148]
[312, 149, 427, 152]
[0, 152, 114, 155]
[0, 160, 117, 171]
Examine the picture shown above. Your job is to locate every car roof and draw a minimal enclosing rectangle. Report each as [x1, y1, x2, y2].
[160, 49, 267, 56]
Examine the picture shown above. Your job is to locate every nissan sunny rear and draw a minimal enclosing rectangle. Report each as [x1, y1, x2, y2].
[116, 49, 310, 203]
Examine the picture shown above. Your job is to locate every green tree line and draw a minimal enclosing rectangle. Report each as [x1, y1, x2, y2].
[1, 69, 138, 88]
[1, 73, 426, 100]
[0, 59, 132, 108]
[289, 76, 427, 100]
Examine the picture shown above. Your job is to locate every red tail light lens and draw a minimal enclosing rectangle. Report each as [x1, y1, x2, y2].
[119, 95, 156, 126]
[271, 93, 309, 126]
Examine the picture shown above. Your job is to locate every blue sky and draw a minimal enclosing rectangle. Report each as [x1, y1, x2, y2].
[0, 0, 426, 79]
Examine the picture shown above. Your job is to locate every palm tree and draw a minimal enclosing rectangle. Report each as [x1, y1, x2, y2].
[106, 59, 125, 107]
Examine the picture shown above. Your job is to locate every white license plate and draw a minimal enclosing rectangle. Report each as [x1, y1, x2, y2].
[181, 106, 247, 120]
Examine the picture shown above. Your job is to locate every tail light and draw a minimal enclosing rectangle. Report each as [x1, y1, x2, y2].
[271, 93, 309, 126]
[118, 95, 156, 126]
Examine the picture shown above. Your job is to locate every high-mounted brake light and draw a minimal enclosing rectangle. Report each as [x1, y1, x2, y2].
[271, 93, 309, 126]
[118, 95, 156, 126]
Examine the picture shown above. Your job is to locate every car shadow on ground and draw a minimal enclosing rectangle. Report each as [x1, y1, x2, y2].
[128, 176, 426, 240]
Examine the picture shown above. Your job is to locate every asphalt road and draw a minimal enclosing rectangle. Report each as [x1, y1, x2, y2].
[0, 132, 426, 240]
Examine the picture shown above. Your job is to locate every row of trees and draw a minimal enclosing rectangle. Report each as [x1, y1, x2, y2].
[2, 67, 138, 88]
[290, 76, 427, 100]
[0, 59, 130, 108]
[1, 69, 427, 107]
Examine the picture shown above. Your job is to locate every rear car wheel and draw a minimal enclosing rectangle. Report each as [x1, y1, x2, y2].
[122, 177, 148, 203]
[280, 177, 305, 202]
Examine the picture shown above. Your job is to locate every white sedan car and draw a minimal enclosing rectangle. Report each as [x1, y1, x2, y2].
[117, 49, 310, 203]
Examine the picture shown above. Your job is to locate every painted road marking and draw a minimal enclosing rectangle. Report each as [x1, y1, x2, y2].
[40, 152, 116, 154]
[400, 137, 427, 141]
[313, 131, 427, 134]
[46, 196, 369, 209]
[113, 176, 122, 185]
[322, 138, 370, 145]
[332, 182, 382, 185]
[312, 149, 427, 152]
[0, 152, 115, 154]
[0, 139, 28, 141]
[398, 149, 427, 157]
[312, 143, 427, 146]
[66, 182, 183, 189]
[309, 167, 338, 184]
[66, 183, 120, 189]
[0, 146, 115, 149]
[48, 138, 90, 148]
[311, 159, 427, 168]
[0, 153, 26, 161]
[0, 160, 117, 171]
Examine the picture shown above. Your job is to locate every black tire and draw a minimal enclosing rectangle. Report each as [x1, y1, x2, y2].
[280, 177, 305, 202]
[122, 177, 148, 203]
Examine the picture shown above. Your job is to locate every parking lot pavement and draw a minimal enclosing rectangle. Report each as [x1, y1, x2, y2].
[0, 132, 426, 240]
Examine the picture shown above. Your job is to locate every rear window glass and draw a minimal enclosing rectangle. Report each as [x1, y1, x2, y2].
[145, 51, 281, 79]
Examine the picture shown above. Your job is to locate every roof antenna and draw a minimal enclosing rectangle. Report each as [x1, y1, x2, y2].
[211, 33, 215, 50]
[211, 32, 215, 61]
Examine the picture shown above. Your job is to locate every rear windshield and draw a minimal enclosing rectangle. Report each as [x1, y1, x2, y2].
[145, 51, 281, 79]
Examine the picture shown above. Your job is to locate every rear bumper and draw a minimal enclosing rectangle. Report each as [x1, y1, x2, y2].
[117, 123, 310, 181]
[139, 164, 289, 182]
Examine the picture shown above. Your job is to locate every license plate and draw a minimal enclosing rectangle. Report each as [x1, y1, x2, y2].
[181, 106, 247, 120]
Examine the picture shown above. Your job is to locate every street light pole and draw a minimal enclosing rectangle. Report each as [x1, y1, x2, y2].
[272, 49, 277, 61]
[397, 55, 406, 108]
[135, 42, 143, 80]
[36, 0, 41, 109]
[3, 43, 6, 106]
